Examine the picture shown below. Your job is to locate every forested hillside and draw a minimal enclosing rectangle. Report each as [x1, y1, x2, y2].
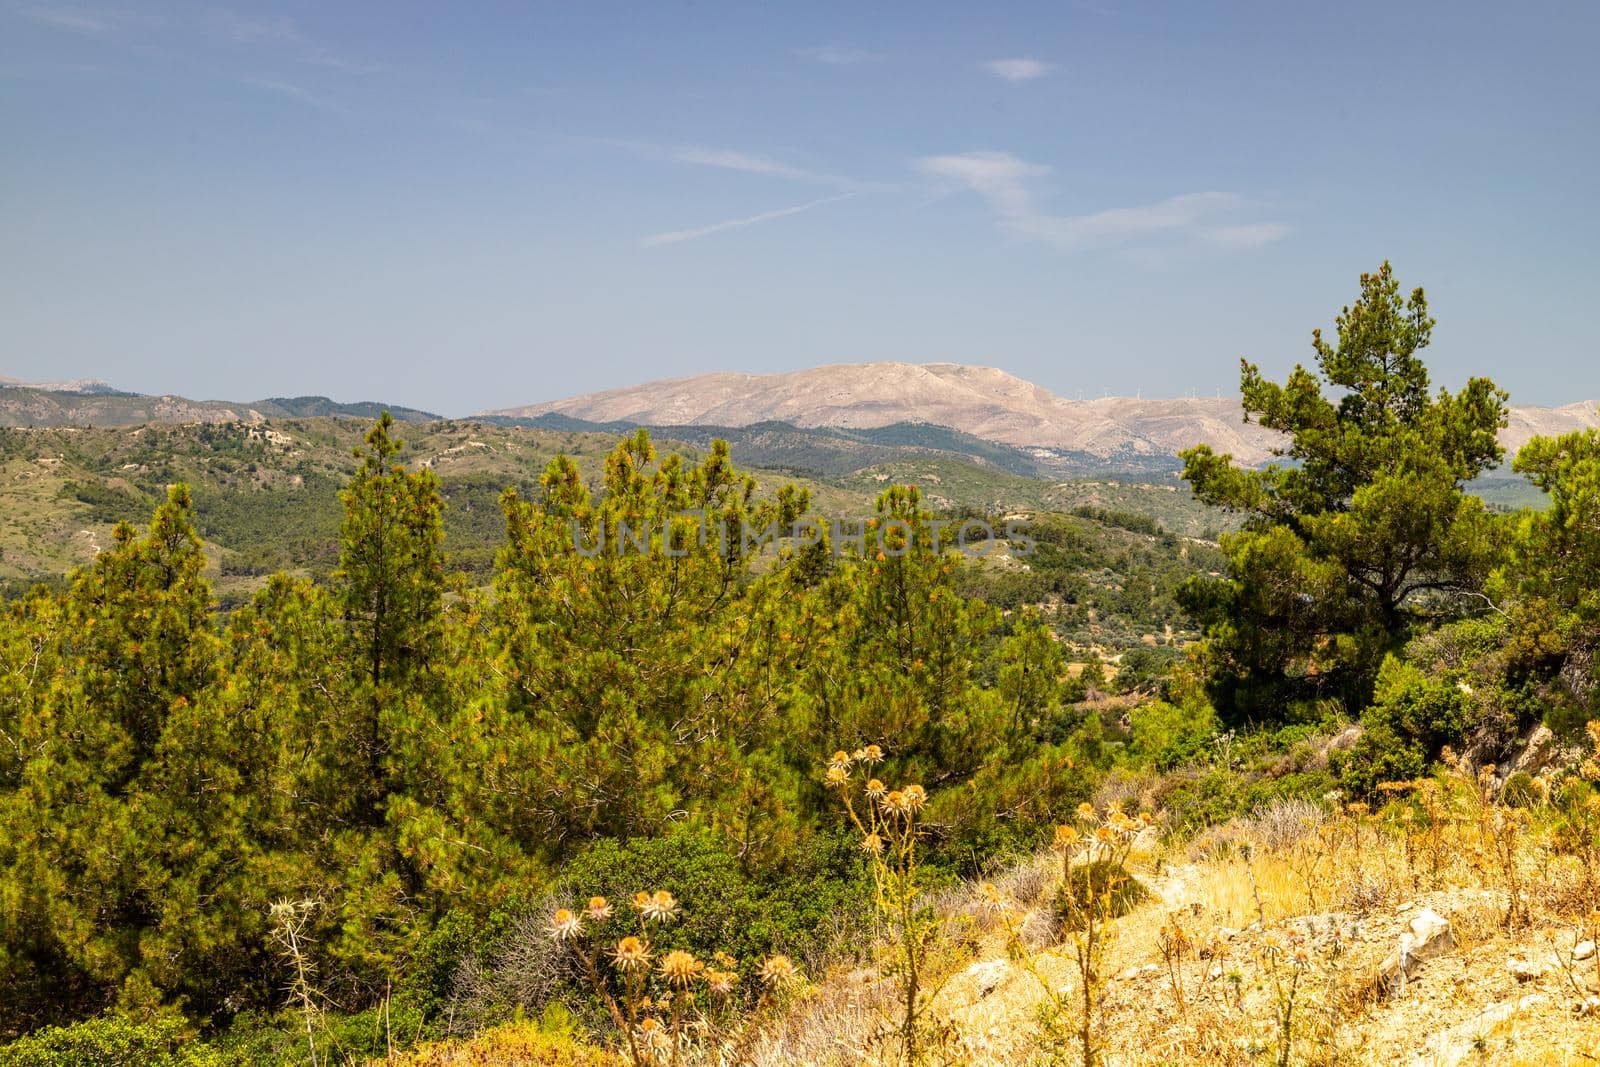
[2, 267, 1599, 1066]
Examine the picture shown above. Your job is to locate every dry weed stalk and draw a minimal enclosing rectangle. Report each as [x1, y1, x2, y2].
[268, 897, 324, 1067]
[984, 804, 1145, 1067]
[547, 889, 798, 1065]
[828, 744, 956, 1066]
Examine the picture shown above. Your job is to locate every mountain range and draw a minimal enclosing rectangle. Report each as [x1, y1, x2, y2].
[6, 363, 1597, 478]
[0, 382, 439, 427]
[486, 361, 1600, 469]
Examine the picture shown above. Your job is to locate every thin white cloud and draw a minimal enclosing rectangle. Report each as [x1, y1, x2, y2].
[916, 151, 1288, 252]
[795, 44, 883, 65]
[238, 76, 342, 112]
[18, 6, 157, 34]
[917, 151, 1047, 217]
[205, 9, 382, 73]
[1201, 222, 1294, 248]
[16, 5, 377, 74]
[983, 58, 1051, 83]
[660, 146, 872, 191]
[641, 193, 856, 248]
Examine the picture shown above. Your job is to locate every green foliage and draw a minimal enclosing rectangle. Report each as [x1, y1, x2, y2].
[553, 829, 865, 967]
[1501, 771, 1540, 808]
[1336, 656, 1474, 796]
[1054, 859, 1148, 929]
[1125, 699, 1218, 772]
[336, 412, 447, 692]
[1504, 426, 1600, 719]
[0, 1015, 224, 1067]
[1181, 263, 1508, 722]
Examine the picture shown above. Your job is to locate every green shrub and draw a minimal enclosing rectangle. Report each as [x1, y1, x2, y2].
[0, 1015, 224, 1067]
[1501, 771, 1541, 808]
[554, 827, 864, 967]
[1126, 698, 1217, 771]
[1053, 859, 1148, 930]
[1337, 656, 1473, 797]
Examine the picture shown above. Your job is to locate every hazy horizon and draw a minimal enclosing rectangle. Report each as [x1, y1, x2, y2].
[4, 1, 1598, 413]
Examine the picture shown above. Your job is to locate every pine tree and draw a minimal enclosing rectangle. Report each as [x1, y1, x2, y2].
[0, 486, 219, 1018]
[1180, 263, 1507, 720]
[335, 412, 446, 692]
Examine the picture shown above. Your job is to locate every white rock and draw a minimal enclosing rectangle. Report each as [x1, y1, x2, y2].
[1507, 956, 1544, 982]
[1573, 940, 1596, 962]
[964, 959, 1010, 998]
[1378, 907, 1454, 997]
[1408, 908, 1454, 960]
[1414, 994, 1546, 1066]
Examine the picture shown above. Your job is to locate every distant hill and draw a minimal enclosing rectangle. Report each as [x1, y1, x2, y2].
[483, 414, 1150, 478]
[0, 382, 440, 428]
[255, 396, 440, 421]
[0, 416, 1232, 601]
[487, 361, 1600, 468]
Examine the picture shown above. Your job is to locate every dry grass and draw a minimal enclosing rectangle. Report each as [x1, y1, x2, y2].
[739, 770, 1600, 1066]
[423, 766, 1600, 1066]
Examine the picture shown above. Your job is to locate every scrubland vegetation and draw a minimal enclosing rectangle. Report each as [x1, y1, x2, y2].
[3, 265, 1600, 1064]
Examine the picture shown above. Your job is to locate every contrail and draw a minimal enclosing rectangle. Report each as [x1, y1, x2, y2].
[640, 193, 857, 248]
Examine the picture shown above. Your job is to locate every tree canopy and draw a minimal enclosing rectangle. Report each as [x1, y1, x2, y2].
[1180, 263, 1508, 720]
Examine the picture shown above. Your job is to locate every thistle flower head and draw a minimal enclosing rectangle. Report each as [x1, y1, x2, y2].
[829, 750, 852, 771]
[1076, 802, 1097, 823]
[659, 949, 705, 988]
[860, 744, 884, 764]
[861, 831, 885, 856]
[612, 935, 652, 971]
[585, 896, 612, 922]
[1053, 824, 1080, 851]
[547, 907, 583, 941]
[759, 954, 800, 987]
[865, 778, 887, 800]
[825, 765, 850, 788]
[636, 1016, 671, 1052]
[707, 969, 739, 996]
[882, 790, 910, 816]
[642, 889, 680, 923]
[903, 784, 927, 812]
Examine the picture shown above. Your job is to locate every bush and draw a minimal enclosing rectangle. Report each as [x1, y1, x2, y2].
[1337, 656, 1473, 797]
[0, 1015, 224, 1067]
[385, 1015, 622, 1066]
[553, 828, 864, 968]
[1500, 770, 1541, 808]
[1054, 859, 1148, 929]
[1125, 699, 1217, 771]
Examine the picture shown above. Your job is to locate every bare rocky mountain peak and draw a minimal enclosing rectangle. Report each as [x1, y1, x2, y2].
[490, 361, 1600, 465]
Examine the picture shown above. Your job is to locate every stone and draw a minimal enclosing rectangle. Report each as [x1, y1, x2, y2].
[1573, 940, 1596, 962]
[1377, 907, 1454, 997]
[1415, 995, 1546, 1066]
[1507, 956, 1544, 982]
[964, 959, 1009, 998]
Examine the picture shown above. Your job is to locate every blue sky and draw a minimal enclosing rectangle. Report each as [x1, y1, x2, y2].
[2, 1, 1597, 415]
